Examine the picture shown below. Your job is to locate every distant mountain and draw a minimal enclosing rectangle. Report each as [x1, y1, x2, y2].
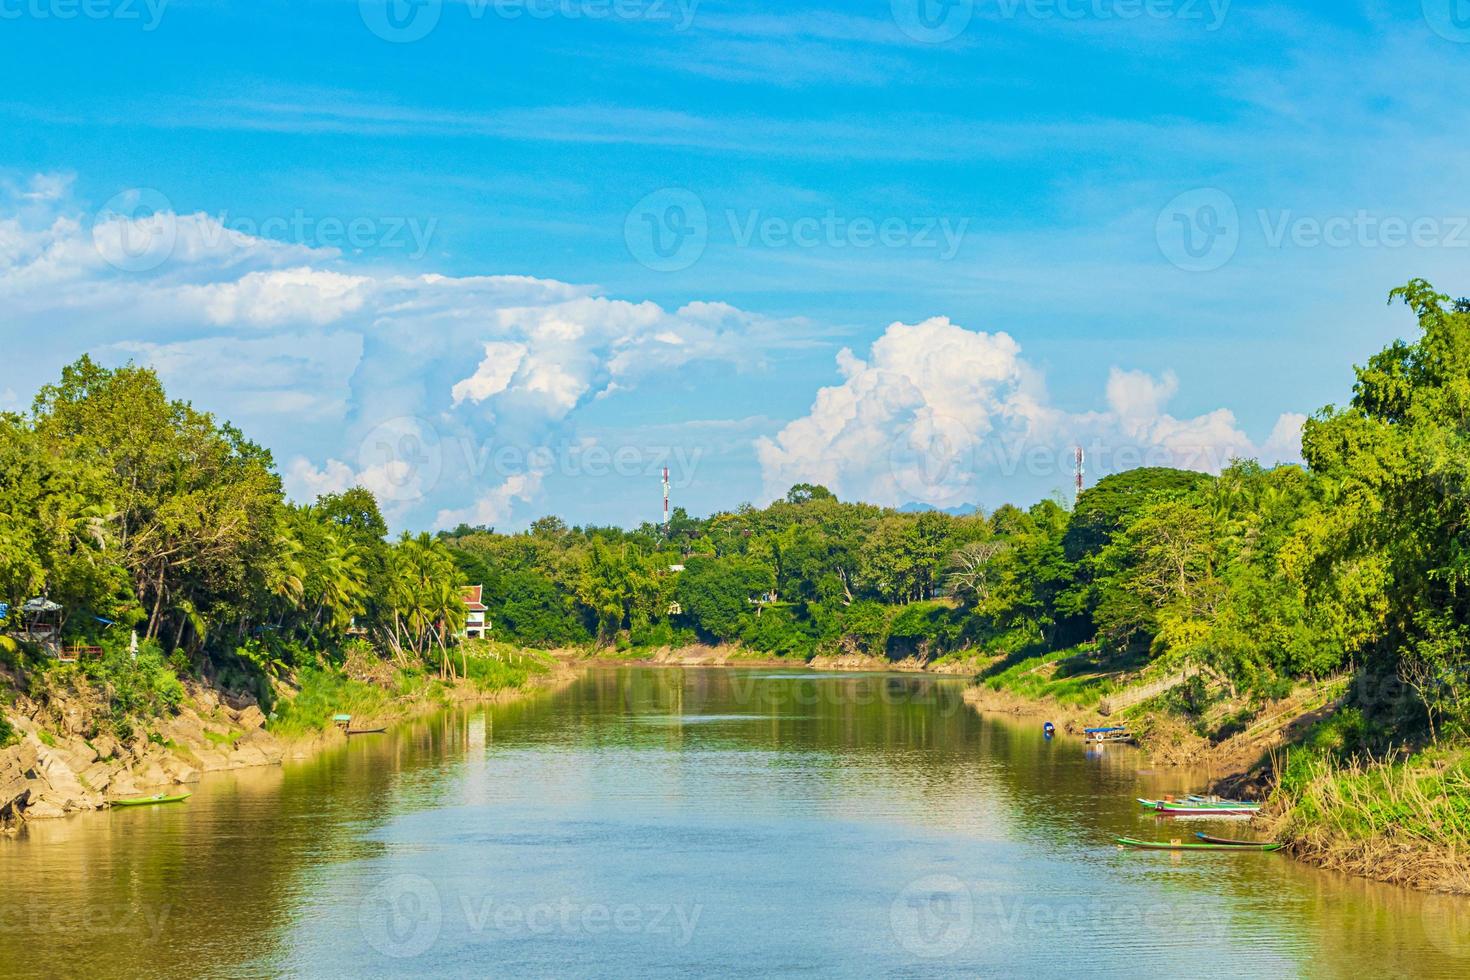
[896, 502, 981, 516]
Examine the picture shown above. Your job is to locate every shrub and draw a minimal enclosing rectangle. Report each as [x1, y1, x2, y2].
[269, 666, 393, 738]
[0, 714, 19, 749]
[80, 639, 186, 729]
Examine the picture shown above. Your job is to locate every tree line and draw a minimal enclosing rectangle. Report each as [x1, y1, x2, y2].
[0, 356, 467, 686]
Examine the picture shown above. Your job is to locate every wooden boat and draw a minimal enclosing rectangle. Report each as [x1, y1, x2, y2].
[1137, 798, 1261, 812]
[111, 792, 191, 807]
[1196, 833, 1282, 847]
[1115, 836, 1282, 852]
[346, 727, 386, 735]
[1085, 727, 1133, 743]
[1153, 801, 1260, 816]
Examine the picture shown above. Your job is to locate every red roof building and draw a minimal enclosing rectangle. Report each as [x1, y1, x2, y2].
[461, 585, 488, 639]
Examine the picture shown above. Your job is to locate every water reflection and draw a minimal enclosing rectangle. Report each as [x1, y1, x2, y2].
[1, 668, 1465, 978]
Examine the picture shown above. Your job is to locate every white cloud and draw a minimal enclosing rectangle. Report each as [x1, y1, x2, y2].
[177, 267, 370, 326]
[758, 317, 1305, 508]
[1, 178, 793, 528]
[434, 471, 545, 531]
[452, 341, 528, 406]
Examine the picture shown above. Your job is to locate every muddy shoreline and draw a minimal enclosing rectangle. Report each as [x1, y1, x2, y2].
[0, 664, 578, 829]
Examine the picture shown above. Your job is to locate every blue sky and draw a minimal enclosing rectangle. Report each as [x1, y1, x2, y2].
[3, 1, 1469, 529]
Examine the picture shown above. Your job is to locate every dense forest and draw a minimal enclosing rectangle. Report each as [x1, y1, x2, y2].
[4, 280, 1470, 750]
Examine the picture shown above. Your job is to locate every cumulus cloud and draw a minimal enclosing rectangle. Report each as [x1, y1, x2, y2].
[4, 174, 1309, 527]
[177, 267, 371, 326]
[2, 177, 790, 528]
[758, 317, 1304, 508]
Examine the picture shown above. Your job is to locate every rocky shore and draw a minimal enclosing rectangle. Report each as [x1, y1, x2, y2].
[0, 665, 578, 828]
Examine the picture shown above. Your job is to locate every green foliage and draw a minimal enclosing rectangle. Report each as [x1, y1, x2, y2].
[0, 713, 17, 749]
[981, 644, 1121, 708]
[497, 571, 589, 648]
[268, 666, 397, 738]
[456, 640, 547, 691]
[80, 639, 186, 736]
[676, 556, 774, 641]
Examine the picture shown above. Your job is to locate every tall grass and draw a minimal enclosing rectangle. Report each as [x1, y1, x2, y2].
[981, 645, 1122, 707]
[268, 666, 408, 738]
[458, 640, 549, 691]
[1269, 750, 1470, 893]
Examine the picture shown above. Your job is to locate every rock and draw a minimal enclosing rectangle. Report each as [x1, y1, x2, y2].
[132, 759, 170, 788]
[62, 737, 98, 770]
[23, 799, 67, 820]
[80, 762, 114, 794]
[222, 690, 259, 712]
[108, 772, 140, 799]
[241, 730, 283, 764]
[228, 743, 272, 768]
[0, 740, 40, 814]
[165, 713, 207, 748]
[235, 705, 267, 731]
[162, 757, 200, 784]
[35, 743, 101, 807]
[59, 703, 89, 737]
[192, 748, 232, 772]
[90, 734, 119, 761]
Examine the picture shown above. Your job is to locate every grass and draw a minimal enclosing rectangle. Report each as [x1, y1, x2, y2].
[270, 642, 548, 737]
[978, 644, 1126, 708]
[268, 665, 409, 739]
[0, 713, 16, 749]
[1269, 748, 1470, 893]
[459, 640, 548, 691]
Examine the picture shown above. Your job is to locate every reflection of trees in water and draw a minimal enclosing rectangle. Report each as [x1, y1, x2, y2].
[0, 715, 475, 978]
[6, 668, 1463, 978]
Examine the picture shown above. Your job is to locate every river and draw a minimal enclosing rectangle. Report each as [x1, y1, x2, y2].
[3, 667, 1467, 978]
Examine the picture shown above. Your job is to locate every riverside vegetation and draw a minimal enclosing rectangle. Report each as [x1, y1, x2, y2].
[0, 355, 554, 823]
[3, 280, 1469, 892]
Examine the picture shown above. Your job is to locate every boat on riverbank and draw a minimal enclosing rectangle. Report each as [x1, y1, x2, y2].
[1116, 836, 1283, 852]
[111, 793, 191, 807]
[1137, 797, 1262, 815]
[1196, 833, 1281, 847]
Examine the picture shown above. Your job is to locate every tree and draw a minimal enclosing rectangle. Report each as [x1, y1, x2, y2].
[785, 483, 836, 505]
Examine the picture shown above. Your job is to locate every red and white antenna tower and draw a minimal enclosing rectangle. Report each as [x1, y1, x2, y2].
[1074, 446, 1085, 504]
[662, 465, 671, 530]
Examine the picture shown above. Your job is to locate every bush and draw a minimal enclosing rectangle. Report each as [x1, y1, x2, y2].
[269, 666, 396, 738]
[739, 607, 817, 659]
[80, 639, 186, 735]
[0, 714, 17, 749]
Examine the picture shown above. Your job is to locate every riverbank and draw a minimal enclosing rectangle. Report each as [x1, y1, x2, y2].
[0, 648, 578, 828]
[959, 647, 1470, 895]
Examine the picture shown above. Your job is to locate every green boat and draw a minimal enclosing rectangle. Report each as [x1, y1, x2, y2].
[111, 792, 191, 807]
[1137, 798, 1261, 812]
[1115, 836, 1282, 852]
[1195, 833, 1282, 847]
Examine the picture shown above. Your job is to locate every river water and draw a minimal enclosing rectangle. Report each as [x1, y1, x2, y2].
[3, 667, 1467, 978]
